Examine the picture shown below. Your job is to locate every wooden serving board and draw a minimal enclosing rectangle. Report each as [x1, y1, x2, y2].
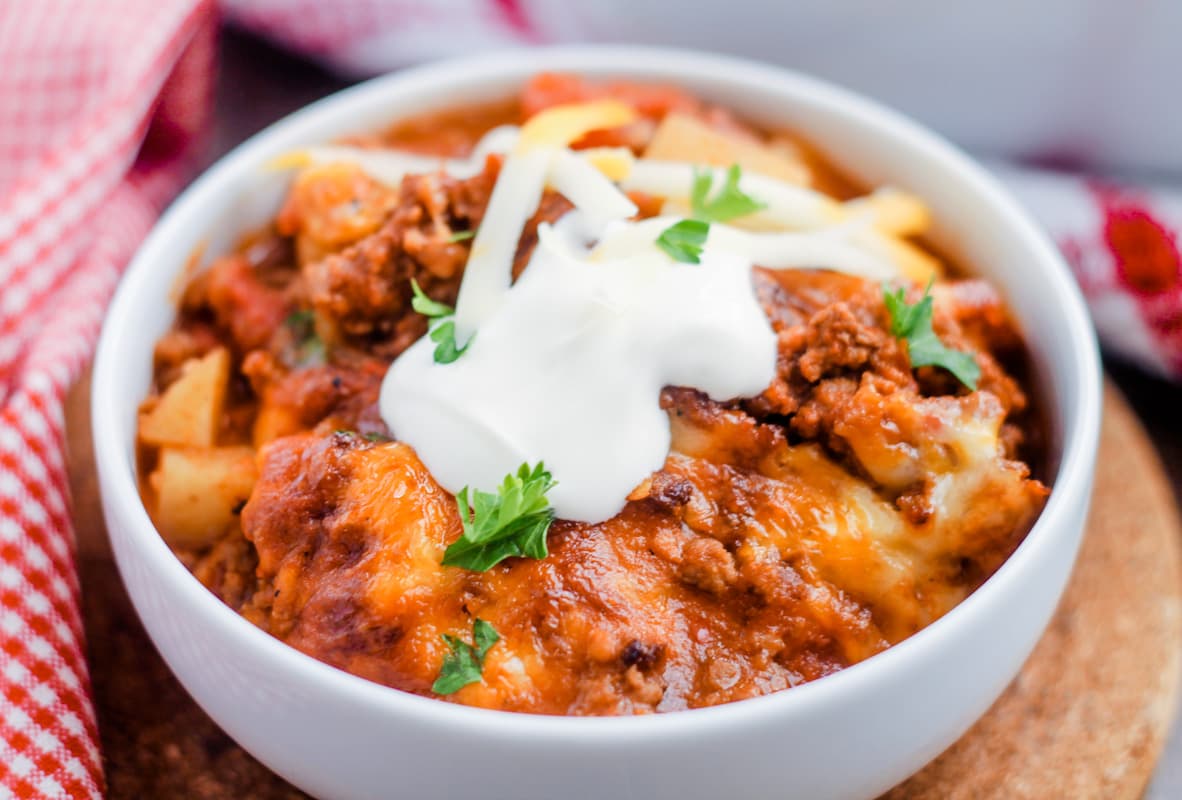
[65, 377, 1182, 799]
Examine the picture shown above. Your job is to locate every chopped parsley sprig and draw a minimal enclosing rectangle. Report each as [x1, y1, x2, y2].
[284, 309, 326, 367]
[442, 462, 557, 572]
[689, 164, 767, 222]
[655, 164, 766, 264]
[432, 618, 500, 695]
[332, 429, 392, 443]
[883, 281, 980, 390]
[655, 219, 709, 264]
[410, 278, 469, 364]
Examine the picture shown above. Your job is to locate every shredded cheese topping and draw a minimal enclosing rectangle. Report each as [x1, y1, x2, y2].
[276, 101, 944, 522]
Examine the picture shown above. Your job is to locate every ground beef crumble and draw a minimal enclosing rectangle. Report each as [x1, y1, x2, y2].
[146, 90, 1047, 716]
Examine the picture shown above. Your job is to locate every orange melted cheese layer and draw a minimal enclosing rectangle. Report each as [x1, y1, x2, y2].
[242, 378, 1044, 714]
[147, 83, 1047, 717]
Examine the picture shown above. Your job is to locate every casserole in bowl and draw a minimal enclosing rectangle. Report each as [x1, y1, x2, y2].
[93, 46, 1100, 800]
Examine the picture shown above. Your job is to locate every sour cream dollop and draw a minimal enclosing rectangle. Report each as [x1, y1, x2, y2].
[379, 217, 778, 523]
[360, 100, 920, 524]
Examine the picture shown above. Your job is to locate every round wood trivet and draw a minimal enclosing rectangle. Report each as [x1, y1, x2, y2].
[63, 378, 1180, 799]
[882, 382, 1182, 799]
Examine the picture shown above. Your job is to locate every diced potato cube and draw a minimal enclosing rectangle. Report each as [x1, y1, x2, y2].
[140, 347, 229, 448]
[644, 113, 811, 184]
[150, 446, 257, 548]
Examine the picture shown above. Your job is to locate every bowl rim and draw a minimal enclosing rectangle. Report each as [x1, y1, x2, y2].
[92, 43, 1102, 744]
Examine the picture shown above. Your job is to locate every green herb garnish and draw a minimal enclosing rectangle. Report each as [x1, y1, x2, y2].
[655, 219, 710, 264]
[883, 282, 980, 390]
[655, 164, 765, 264]
[427, 320, 466, 363]
[285, 308, 315, 331]
[442, 462, 557, 572]
[410, 278, 470, 364]
[446, 229, 476, 243]
[333, 429, 392, 444]
[410, 278, 454, 317]
[689, 164, 767, 223]
[432, 618, 500, 695]
[285, 309, 326, 367]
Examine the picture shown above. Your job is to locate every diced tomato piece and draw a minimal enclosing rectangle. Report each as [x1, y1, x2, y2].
[521, 72, 702, 121]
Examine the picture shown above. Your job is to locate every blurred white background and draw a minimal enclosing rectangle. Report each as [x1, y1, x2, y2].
[227, 0, 1182, 177]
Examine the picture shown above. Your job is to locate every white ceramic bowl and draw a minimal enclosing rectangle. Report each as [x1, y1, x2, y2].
[92, 46, 1102, 800]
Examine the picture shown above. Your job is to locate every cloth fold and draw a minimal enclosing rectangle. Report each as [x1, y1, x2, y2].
[0, 2, 1178, 797]
[0, 2, 216, 797]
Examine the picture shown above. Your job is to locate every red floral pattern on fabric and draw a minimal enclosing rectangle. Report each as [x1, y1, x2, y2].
[1094, 183, 1182, 373]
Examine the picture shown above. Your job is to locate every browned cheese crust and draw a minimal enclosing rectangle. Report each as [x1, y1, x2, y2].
[141, 75, 1048, 715]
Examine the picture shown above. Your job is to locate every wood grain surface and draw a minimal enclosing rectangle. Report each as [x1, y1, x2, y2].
[65, 375, 1181, 799]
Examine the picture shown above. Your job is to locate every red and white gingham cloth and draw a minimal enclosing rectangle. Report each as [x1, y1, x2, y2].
[0, 1, 217, 797]
[1, 2, 1180, 797]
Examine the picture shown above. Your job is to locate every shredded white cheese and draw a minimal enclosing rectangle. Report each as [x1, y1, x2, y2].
[273, 101, 946, 521]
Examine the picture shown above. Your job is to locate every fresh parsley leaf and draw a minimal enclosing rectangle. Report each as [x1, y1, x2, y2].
[690, 164, 767, 223]
[655, 165, 764, 264]
[410, 278, 454, 318]
[472, 618, 499, 658]
[432, 635, 480, 694]
[432, 618, 500, 695]
[883, 282, 981, 390]
[285, 309, 315, 330]
[336, 429, 393, 443]
[428, 319, 467, 364]
[410, 278, 471, 364]
[446, 229, 476, 243]
[442, 462, 557, 572]
[285, 309, 326, 367]
[655, 219, 710, 264]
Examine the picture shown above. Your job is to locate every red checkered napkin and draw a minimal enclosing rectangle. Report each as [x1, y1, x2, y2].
[0, 1, 216, 796]
[1, 2, 1180, 798]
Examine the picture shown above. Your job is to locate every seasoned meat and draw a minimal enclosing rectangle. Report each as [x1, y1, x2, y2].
[203, 254, 291, 353]
[227, 265, 1046, 714]
[143, 89, 1048, 717]
[302, 163, 498, 339]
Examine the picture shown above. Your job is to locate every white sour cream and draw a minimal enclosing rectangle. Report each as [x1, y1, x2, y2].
[356, 103, 921, 524]
[379, 215, 778, 523]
